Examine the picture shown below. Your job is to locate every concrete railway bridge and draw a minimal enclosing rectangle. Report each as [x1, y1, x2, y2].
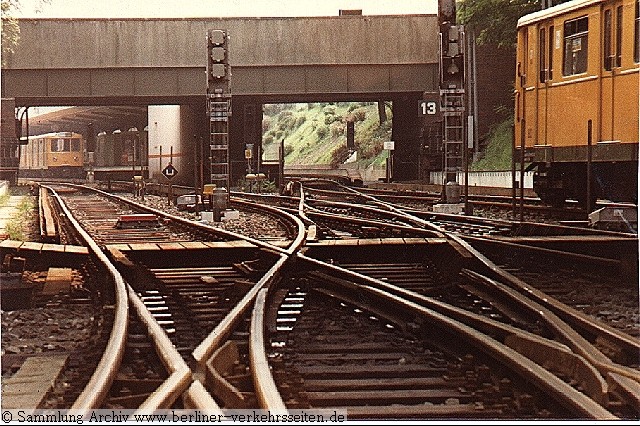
[1, 14, 441, 184]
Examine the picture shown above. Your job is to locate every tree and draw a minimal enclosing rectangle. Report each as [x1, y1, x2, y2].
[1, 0, 20, 66]
[1, 0, 49, 66]
[457, 0, 541, 47]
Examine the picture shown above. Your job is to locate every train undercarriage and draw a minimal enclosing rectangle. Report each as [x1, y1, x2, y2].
[533, 160, 638, 208]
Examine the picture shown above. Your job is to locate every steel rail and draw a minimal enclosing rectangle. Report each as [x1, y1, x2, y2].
[101, 186, 294, 256]
[182, 380, 222, 410]
[461, 234, 624, 268]
[191, 193, 307, 366]
[55, 184, 295, 411]
[342, 187, 640, 357]
[250, 288, 288, 412]
[56, 183, 286, 254]
[38, 185, 58, 242]
[461, 269, 640, 382]
[126, 284, 219, 413]
[43, 185, 129, 413]
[304, 209, 440, 237]
[299, 194, 640, 396]
[230, 196, 306, 255]
[296, 181, 318, 241]
[296, 255, 616, 419]
[401, 205, 637, 238]
[300, 255, 609, 405]
[53, 185, 215, 412]
[64, 183, 307, 409]
[361, 286, 614, 418]
[192, 254, 289, 371]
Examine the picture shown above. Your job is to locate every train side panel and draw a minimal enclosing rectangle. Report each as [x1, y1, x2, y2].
[93, 131, 148, 180]
[515, 0, 639, 205]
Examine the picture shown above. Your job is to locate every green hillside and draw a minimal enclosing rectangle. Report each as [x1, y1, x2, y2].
[261, 102, 392, 168]
[261, 102, 513, 172]
[470, 116, 514, 171]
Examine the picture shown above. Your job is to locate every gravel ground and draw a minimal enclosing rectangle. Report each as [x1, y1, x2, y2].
[120, 193, 290, 240]
[2, 305, 96, 357]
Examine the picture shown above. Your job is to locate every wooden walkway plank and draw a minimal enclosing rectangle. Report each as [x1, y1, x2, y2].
[1, 355, 68, 412]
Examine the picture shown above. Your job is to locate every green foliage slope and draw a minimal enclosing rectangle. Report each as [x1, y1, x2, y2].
[471, 116, 514, 171]
[262, 102, 392, 167]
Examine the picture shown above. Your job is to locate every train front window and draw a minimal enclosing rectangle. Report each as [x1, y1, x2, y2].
[71, 139, 81, 151]
[51, 138, 71, 152]
[563, 16, 588, 75]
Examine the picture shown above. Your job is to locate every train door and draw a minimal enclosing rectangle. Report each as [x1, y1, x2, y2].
[600, 1, 623, 142]
[516, 26, 534, 152]
[536, 22, 554, 146]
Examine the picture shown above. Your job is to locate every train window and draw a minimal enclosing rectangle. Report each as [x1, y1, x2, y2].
[563, 16, 589, 75]
[548, 25, 554, 79]
[636, 0, 639, 62]
[615, 6, 622, 67]
[539, 28, 546, 82]
[51, 138, 71, 152]
[604, 10, 612, 70]
[71, 139, 81, 152]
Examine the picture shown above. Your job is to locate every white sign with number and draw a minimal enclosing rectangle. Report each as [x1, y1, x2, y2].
[383, 141, 395, 151]
[420, 101, 437, 115]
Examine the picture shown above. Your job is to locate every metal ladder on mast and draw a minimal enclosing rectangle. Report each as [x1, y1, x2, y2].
[441, 87, 465, 182]
[208, 93, 231, 190]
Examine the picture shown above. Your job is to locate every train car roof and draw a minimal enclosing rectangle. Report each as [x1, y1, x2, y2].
[29, 132, 82, 138]
[517, 0, 603, 27]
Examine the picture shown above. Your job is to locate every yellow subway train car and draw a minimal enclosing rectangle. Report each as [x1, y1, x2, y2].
[20, 132, 85, 178]
[515, 0, 639, 206]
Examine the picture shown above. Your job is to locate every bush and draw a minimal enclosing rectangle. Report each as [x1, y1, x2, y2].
[330, 144, 349, 167]
[322, 105, 336, 116]
[263, 134, 274, 145]
[356, 138, 384, 160]
[316, 125, 329, 139]
[262, 117, 271, 134]
[283, 144, 294, 156]
[351, 107, 367, 122]
[330, 122, 345, 138]
[295, 115, 306, 127]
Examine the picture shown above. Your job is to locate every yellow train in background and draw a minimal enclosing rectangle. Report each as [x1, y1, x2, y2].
[515, 0, 639, 206]
[19, 132, 85, 179]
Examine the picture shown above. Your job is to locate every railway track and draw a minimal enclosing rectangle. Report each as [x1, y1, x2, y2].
[31, 183, 303, 411]
[265, 277, 597, 419]
[6, 180, 636, 419]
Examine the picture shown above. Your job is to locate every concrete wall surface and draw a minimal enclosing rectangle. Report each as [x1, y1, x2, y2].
[6, 15, 439, 69]
[430, 171, 534, 188]
[3, 16, 439, 101]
